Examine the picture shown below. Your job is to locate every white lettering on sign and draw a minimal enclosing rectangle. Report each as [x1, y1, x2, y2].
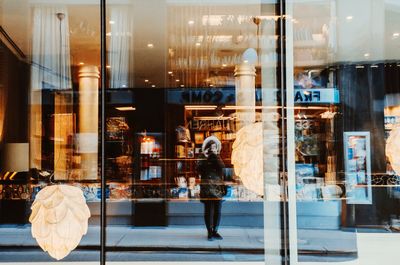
[294, 89, 339, 104]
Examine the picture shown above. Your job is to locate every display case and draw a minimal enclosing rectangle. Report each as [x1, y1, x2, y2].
[133, 132, 164, 200]
[167, 106, 261, 202]
[293, 68, 342, 201]
[104, 116, 134, 201]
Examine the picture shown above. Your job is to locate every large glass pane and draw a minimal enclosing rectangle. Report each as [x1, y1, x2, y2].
[105, 0, 286, 263]
[0, 0, 101, 262]
[288, 0, 400, 263]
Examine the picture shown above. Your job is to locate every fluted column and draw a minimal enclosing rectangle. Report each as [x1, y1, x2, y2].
[78, 65, 99, 180]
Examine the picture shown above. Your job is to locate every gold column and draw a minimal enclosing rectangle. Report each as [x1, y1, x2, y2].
[78, 65, 99, 180]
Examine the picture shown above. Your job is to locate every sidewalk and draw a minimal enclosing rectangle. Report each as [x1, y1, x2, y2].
[0, 225, 357, 254]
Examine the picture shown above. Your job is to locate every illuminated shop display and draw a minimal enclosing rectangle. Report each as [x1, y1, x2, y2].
[2, 0, 400, 263]
[343, 132, 372, 204]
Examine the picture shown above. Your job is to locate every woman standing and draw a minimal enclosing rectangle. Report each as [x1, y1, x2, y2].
[197, 136, 225, 241]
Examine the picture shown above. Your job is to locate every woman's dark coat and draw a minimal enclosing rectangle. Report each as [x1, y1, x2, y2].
[197, 153, 225, 201]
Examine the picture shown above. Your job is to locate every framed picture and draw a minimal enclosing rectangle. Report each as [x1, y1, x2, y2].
[344, 132, 372, 204]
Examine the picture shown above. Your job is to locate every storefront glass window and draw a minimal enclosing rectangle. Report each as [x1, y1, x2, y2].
[104, 0, 284, 263]
[288, 0, 400, 264]
[0, 0, 101, 262]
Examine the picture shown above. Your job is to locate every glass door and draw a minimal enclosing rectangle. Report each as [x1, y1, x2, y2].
[0, 0, 102, 263]
[286, 0, 400, 264]
[104, 0, 288, 264]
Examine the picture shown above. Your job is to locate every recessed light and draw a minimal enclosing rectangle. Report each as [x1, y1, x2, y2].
[122, 85, 127, 88]
[151, 85, 156, 88]
[116, 106, 135, 111]
[109, 20, 115, 24]
[346, 16, 353, 20]
[180, 84, 184, 87]
[243, 60, 249, 63]
[106, 32, 112, 36]
[147, 43, 154, 48]
[188, 20, 195, 25]
[393, 33, 400, 38]
[209, 84, 214, 87]
[175, 79, 180, 82]
[106, 65, 111, 68]
[364, 53, 370, 57]
[168, 71, 173, 74]
[79, 62, 84, 65]
[144, 79, 149, 83]
[195, 42, 201, 46]
[222, 64, 227, 67]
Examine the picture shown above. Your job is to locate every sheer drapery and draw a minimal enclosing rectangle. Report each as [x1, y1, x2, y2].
[30, 5, 72, 169]
[109, 6, 134, 89]
[30, 5, 72, 90]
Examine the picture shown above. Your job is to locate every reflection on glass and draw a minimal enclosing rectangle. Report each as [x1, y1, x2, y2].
[104, 0, 283, 263]
[290, 0, 400, 264]
[0, 1, 100, 262]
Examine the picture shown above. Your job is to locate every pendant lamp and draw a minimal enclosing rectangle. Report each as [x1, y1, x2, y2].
[29, 185, 90, 260]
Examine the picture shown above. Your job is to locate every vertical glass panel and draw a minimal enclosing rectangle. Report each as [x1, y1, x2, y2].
[105, 0, 286, 263]
[0, 0, 100, 263]
[288, 0, 400, 263]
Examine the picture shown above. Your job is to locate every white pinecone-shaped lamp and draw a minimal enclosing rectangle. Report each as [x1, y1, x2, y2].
[232, 122, 264, 195]
[386, 125, 400, 175]
[29, 185, 91, 260]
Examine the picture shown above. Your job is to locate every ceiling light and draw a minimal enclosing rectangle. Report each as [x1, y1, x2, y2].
[364, 53, 370, 57]
[168, 71, 173, 74]
[393, 33, 400, 38]
[195, 42, 201, 46]
[346, 16, 353, 20]
[180, 84, 184, 87]
[116, 106, 136, 111]
[356, 65, 365, 69]
[106, 65, 111, 69]
[106, 32, 112, 36]
[222, 64, 227, 67]
[209, 84, 214, 87]
[147, 43, 154, 48]
[144, 79, 149, 82]
[109, 20, 115, 24]
[243, 60, 249, 63]
[188, 20, 195, 25]
[79, 62, 84, 65]
[371, 65, 378, 68]
[122, 85, 127, 88]
[151, 85, 156, 88]
[175, 79, 180, 82]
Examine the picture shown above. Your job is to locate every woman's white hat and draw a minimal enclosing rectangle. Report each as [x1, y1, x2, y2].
[202, 136, 222, 154]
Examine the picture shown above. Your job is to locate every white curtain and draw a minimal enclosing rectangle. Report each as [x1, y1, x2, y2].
[31, 5, 72, 90]
[30, 5, 72, 170]
[109, 6, 134, 89]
